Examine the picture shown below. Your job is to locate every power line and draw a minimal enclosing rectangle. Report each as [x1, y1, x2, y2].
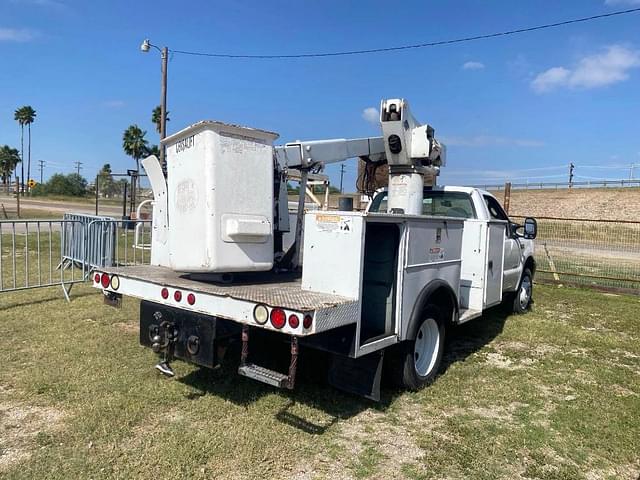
[171, 8, 640, 59]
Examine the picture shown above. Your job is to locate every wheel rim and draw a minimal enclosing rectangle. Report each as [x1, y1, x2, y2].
[519, 275, 532, 309]
[414, 318, 440, 377]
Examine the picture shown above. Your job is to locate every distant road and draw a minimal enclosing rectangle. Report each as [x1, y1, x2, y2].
[0, 196, 122, 216]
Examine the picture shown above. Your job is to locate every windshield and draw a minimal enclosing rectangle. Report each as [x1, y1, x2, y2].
[369, 190, 476, 218]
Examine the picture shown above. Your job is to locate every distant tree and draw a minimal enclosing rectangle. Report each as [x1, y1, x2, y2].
[14, 108, 25, 193]
[123, 125, 148, 190]
[98, 163, 119, 197]
[145, 144, 160, 157]
[14, 106, 36, 194]
[0, 145, 21, 185]
[41, 173, 88, 196]
[151, 105, 169, 134]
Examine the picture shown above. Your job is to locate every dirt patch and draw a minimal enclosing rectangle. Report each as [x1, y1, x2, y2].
[114, 322, 139, 335]
[0, 399, 65, 471]
[585, 462, 640, 480]
[294, 401, 433, 479]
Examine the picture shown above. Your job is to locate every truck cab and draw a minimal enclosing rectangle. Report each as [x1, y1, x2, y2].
[367, 185, 537, 317]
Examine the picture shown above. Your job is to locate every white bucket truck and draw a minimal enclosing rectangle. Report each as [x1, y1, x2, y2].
[94, 99, 537, 400]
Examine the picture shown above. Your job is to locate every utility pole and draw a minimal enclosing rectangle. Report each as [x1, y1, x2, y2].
[74, 161, 83, 175]
[38, 160, 45, 184]
[339, 164, 345, 193]
[630, 163, 636, 181]
[568, 162, 575, 189]
[160, 46, 168, 174]
[140, 39, 169, 175]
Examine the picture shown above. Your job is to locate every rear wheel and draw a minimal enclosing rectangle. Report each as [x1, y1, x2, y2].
[390, 305, 445, 390]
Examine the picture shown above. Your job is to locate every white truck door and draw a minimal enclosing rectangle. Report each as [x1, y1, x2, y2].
[482, 194, 521, 296]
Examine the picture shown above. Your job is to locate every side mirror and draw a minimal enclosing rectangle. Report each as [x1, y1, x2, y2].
[523, 217, 537, 239]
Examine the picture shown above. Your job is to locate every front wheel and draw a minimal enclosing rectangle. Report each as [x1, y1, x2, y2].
[389, 305, 446, 390]
[511, 268, 533, 314]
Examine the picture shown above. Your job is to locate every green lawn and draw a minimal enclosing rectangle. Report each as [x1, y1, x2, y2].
[0, 284, 638, 479]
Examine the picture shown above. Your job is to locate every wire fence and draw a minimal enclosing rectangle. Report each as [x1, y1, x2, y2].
[512, 215, 640, 294]
[472, 179, 640, 191]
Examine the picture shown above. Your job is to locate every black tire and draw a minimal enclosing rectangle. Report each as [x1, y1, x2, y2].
[388, 305, 446, 390]
[511, 268, 533, 314]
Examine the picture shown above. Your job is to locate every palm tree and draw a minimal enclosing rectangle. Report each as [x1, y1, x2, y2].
[14, 106, 36, 194]
[0, 145, 21, 186]
[151, 105, 169, 134]
[22, 106, 36, 193]
[122, 125, 148, 193]
[14, 108, 25, 194]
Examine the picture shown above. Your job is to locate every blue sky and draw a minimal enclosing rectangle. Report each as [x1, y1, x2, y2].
[1, 0, 639, 190]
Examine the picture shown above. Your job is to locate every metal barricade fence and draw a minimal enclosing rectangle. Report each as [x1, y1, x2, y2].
[0, 219, 87, 300]
[86, 219, 153, 267]
[62, 213, 116, 268]
[1, 218, 153, 300]
[512, 216, 640, 294]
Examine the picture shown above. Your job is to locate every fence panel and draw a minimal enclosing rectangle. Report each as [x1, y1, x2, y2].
[513, 216, 640, 293]
[1, 218, 153, 299]
[0, 219, 87, 299]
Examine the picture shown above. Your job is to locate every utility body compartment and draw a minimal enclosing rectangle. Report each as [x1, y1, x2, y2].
[163, 121, 279, 273]
[302, 211, 464, 352]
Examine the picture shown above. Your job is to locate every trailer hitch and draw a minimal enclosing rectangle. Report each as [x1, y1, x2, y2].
[150, 312, 178, 377]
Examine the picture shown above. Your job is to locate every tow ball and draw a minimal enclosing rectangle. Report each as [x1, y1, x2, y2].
[149, 312, 178, 377]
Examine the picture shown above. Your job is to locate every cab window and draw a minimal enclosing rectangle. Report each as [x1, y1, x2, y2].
[482, 194, 509, 221]
[369, 190, 476, 218]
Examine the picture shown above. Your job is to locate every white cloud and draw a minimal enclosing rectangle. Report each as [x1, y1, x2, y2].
[462, 61, 485, 70]
[362, 107, 379, 125]
[442, 135, 545, 148]
[604, 0, 640, 5]
[10, 0, 68, 9]
[531, 45, 640, 93]
[0, 27, 36, 42]
[102, 100, 126, 108]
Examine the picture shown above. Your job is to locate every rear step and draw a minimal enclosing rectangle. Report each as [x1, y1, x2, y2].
[238, 363, 289, 388]
[237, 325, 298, 390]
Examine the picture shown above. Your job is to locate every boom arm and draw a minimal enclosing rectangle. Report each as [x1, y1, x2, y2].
[275, 137, 386, 170]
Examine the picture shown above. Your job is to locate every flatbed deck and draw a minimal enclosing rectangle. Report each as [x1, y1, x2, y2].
[99, 266, 359, 333]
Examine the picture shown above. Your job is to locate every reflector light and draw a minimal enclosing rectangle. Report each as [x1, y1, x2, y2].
[100, 273, 110, 288]
[94, 273, 100, 284]
[110, 275, 120, 290]
[303, 314, 313, 329]
[161, 287, 169, 299]
[187, 293, 196, 305]
[288, 314, 300, 329]
[270, 308, 286, 329]
[174, 290, 182, 302]
[253, 304, 268, 324]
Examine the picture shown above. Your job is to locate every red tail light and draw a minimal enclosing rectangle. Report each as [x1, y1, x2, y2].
[161, 287, 169, 299]
[94, 273, 100, 284]
[270, 308, 286, 329]
[100, 273, 110, 288]
[174, 290, 182, 302]
[288, 314, 300, 329]
[187, 293, 196, 305]
[303, 314, 313, 329]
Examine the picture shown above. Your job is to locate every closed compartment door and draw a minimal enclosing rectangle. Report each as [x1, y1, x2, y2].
[484, 223, 505, 307]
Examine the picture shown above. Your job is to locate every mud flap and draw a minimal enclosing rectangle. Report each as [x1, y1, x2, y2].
[328, 351, 383, 402]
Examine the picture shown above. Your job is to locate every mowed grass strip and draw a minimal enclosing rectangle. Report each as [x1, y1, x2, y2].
[0, 284, 638, 479]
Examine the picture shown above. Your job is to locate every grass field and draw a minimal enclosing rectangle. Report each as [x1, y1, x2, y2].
[0, 283, 638, 479]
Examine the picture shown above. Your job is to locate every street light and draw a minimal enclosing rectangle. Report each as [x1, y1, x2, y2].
[140, 38, 168, 174]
